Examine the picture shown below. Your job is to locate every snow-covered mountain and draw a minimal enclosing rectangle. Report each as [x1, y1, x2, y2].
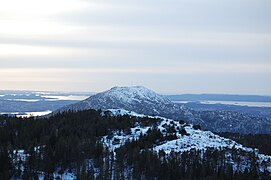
[54, 86, 271, 134]
[57, 86, 172, 111]
[101, 109, 271, 174]
[55, 86, 195, 121]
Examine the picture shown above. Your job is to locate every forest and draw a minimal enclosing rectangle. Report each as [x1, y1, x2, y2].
[218, 132, 271, 156]
[0, 110, 270, 179]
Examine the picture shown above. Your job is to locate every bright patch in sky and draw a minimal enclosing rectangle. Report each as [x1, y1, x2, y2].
[0, 0, 271, 94]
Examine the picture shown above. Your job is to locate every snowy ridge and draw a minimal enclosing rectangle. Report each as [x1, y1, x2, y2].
[101, 109, 271, 173]
[101, 109, 249, 152]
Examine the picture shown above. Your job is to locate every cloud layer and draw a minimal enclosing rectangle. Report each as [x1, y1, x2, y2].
[0, 0, 271, 94]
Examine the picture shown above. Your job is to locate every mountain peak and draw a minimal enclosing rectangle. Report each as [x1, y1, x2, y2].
[96, 85, 171, 105]
[107, 86, 156, 96]
[56, 85, 175, 115]
[110, 85, 147, 90]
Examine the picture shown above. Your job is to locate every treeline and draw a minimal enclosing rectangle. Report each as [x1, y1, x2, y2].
[0, 110, 270, 179]
[218, 132, 271, 155]
[115, 147, 265, 180]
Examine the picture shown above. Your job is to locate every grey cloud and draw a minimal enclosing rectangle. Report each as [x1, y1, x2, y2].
[0, 0, 271, 94]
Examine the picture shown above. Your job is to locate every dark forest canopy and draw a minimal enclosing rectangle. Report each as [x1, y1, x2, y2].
[0, 110, 270, 179]
[217, 132, 271, 156]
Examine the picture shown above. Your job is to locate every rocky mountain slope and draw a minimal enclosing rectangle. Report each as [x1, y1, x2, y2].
[54, 86, 271, 134]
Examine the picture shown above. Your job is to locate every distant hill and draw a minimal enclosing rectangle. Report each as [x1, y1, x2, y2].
[54, 86, 271, 134]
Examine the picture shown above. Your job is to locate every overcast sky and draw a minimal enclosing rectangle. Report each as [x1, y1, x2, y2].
[0, 0, 271, 94]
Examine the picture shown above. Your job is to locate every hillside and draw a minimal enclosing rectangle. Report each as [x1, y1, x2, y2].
[56, 86, 183, 116]
[1, 109, 271, 179]
[54, 86, 271, 134]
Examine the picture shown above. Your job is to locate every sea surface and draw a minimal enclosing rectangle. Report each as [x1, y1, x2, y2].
[173, 100, 271, 107]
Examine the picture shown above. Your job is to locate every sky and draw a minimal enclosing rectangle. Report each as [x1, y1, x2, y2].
[0, 0, 271, 95]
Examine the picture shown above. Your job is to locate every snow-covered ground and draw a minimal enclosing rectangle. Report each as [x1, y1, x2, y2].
[11, 149, 76, 180]
[102, 86, 171, 104]
[102, 109, 271, 173]
[102, 109, 246, 153]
